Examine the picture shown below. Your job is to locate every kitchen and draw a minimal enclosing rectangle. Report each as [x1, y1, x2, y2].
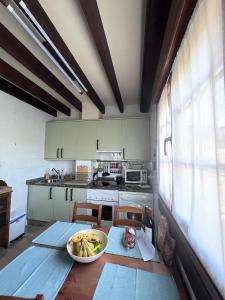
[0, 0, 225, 300]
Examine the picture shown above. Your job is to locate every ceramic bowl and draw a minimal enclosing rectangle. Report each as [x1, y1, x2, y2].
[66, 229, 108, 263]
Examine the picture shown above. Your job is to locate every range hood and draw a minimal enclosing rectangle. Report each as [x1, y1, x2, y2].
[96, 150, 123, 161]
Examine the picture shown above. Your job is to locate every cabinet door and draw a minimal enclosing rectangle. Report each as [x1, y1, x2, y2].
[75, 121, 98, 159]
[69, 188, 87, 221]
[52, 187, 70, 221]
[27, 185, 53, 221]
[97, 120, 123, 151]
[123, 118, 150, 160]
[60, 122, 79, 159]
[45, 122, 64, 159]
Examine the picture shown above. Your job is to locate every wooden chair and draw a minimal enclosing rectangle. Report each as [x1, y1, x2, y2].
[72, 202, 102, 226]
[0, 295, 44, 300]
[113, 206, 144, 228]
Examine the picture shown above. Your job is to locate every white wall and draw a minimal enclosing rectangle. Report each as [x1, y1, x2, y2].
[0, 91, 74, 215]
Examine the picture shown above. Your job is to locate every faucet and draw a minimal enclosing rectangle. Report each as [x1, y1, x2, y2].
[92, 168, 99, 181]
[51, 168, 60, 181]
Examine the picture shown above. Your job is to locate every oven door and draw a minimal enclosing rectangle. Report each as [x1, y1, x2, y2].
[88, 200, 116, 226]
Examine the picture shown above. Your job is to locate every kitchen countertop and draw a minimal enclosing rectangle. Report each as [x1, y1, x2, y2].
[26, 177, 153, 193]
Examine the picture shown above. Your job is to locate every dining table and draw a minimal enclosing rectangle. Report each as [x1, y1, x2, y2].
[0, 222, 188, 300]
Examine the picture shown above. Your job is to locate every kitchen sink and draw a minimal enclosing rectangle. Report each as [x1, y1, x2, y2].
[36, 179, 60, 184]
[63, 180, 90, 186]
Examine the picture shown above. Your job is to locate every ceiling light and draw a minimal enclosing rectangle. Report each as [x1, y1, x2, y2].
[6, 1, 87, 95]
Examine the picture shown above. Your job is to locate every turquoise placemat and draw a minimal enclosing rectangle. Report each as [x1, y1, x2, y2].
[0, 246, 73, 300]
[106, 226, 160, 262]
[93, 263, 179, 300]
[32, 221, 92, 247]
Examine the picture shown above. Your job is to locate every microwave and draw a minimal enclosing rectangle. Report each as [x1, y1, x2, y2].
[125, 169, 148, 184]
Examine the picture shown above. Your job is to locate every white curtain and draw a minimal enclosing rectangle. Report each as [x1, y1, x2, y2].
[158, 80, 172, 209]
[170, 0, 225, 296]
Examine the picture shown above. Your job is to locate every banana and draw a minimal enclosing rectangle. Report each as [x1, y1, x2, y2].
[77, 242, 83, 257]
[75, 241, 81, 255]
[71, 233, 102, 257]
[82, 240, 88, 257]
[83, 239, 95, 257]
[88, 241, 94, 250]
[71, 234, 83, 243]
[84, 233, 102, 244]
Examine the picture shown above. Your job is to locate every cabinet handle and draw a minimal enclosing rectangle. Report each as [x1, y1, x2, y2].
[96, 139, 99, 150]
[65, 188, 68, 201]
[56, 148, 59, 158]
[70, 188, 73, 201]
[49, 187, 52, 200]
[61, 148, 63, 158]
[123, 148, 125, 159]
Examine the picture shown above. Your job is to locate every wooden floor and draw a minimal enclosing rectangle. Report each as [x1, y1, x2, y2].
[0, 224, 189, 300]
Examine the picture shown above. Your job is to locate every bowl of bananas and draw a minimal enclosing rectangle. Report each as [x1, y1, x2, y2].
[66, 229, 108, 263]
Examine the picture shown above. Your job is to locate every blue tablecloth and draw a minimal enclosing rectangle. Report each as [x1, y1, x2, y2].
[0, 246, 73, 300]
[93, 263, 179, 300]
[32, 221, 91, 247]
[106, 226, 160, 262]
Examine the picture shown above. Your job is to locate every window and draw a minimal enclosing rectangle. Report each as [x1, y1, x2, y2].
[158, 78, 172, 209]
[158, 0, 225, 297]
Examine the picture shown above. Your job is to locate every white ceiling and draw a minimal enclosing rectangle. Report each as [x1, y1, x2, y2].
[0, 0, 146, 114]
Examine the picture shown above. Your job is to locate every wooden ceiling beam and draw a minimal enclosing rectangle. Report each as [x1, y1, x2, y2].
[0, 23, 82, 112]
[80, 0, 124, 113]
[0, 59, 71, 116]
[140, 0, 172, 112]
[14, 0, 105, 113]
[0, 77, 57, 117]
[0, 0, 9, 6]
[151, 0, 197, 104]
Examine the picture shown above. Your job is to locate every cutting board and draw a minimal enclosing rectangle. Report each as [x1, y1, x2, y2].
[77, 165, 89, 173]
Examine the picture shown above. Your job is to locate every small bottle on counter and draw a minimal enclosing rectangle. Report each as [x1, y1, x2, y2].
[60, 170, 64, 182]
[44, 171, 50, 182]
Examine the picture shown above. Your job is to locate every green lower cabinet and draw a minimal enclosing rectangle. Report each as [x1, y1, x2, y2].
[52, 187, 70, 221]
[27, 185, 87, 222]
[27, 185, 53, 221]
[69, 188, 87, 221]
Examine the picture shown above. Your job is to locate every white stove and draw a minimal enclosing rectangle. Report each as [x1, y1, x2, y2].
[87, 189, 118, 203]
[87, 189, 118, 225]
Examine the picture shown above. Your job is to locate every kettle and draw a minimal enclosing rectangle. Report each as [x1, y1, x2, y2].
[115, 176, 123, 185]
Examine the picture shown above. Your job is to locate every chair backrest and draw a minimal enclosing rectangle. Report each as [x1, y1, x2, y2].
[113, 206, 144, 228]
[0, 295, 44, 300]
[72, 202, 102, 225]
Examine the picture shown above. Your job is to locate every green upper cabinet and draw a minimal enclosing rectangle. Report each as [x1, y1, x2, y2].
[45, 122, 64, 159]
[122, 118, 150, 160]
[44, 118, 150, 161]
[97, 119, 123, 151]
[60, 121, 79, 159]
[45, 120, 98, 160]
[75, 121, 98, 159]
